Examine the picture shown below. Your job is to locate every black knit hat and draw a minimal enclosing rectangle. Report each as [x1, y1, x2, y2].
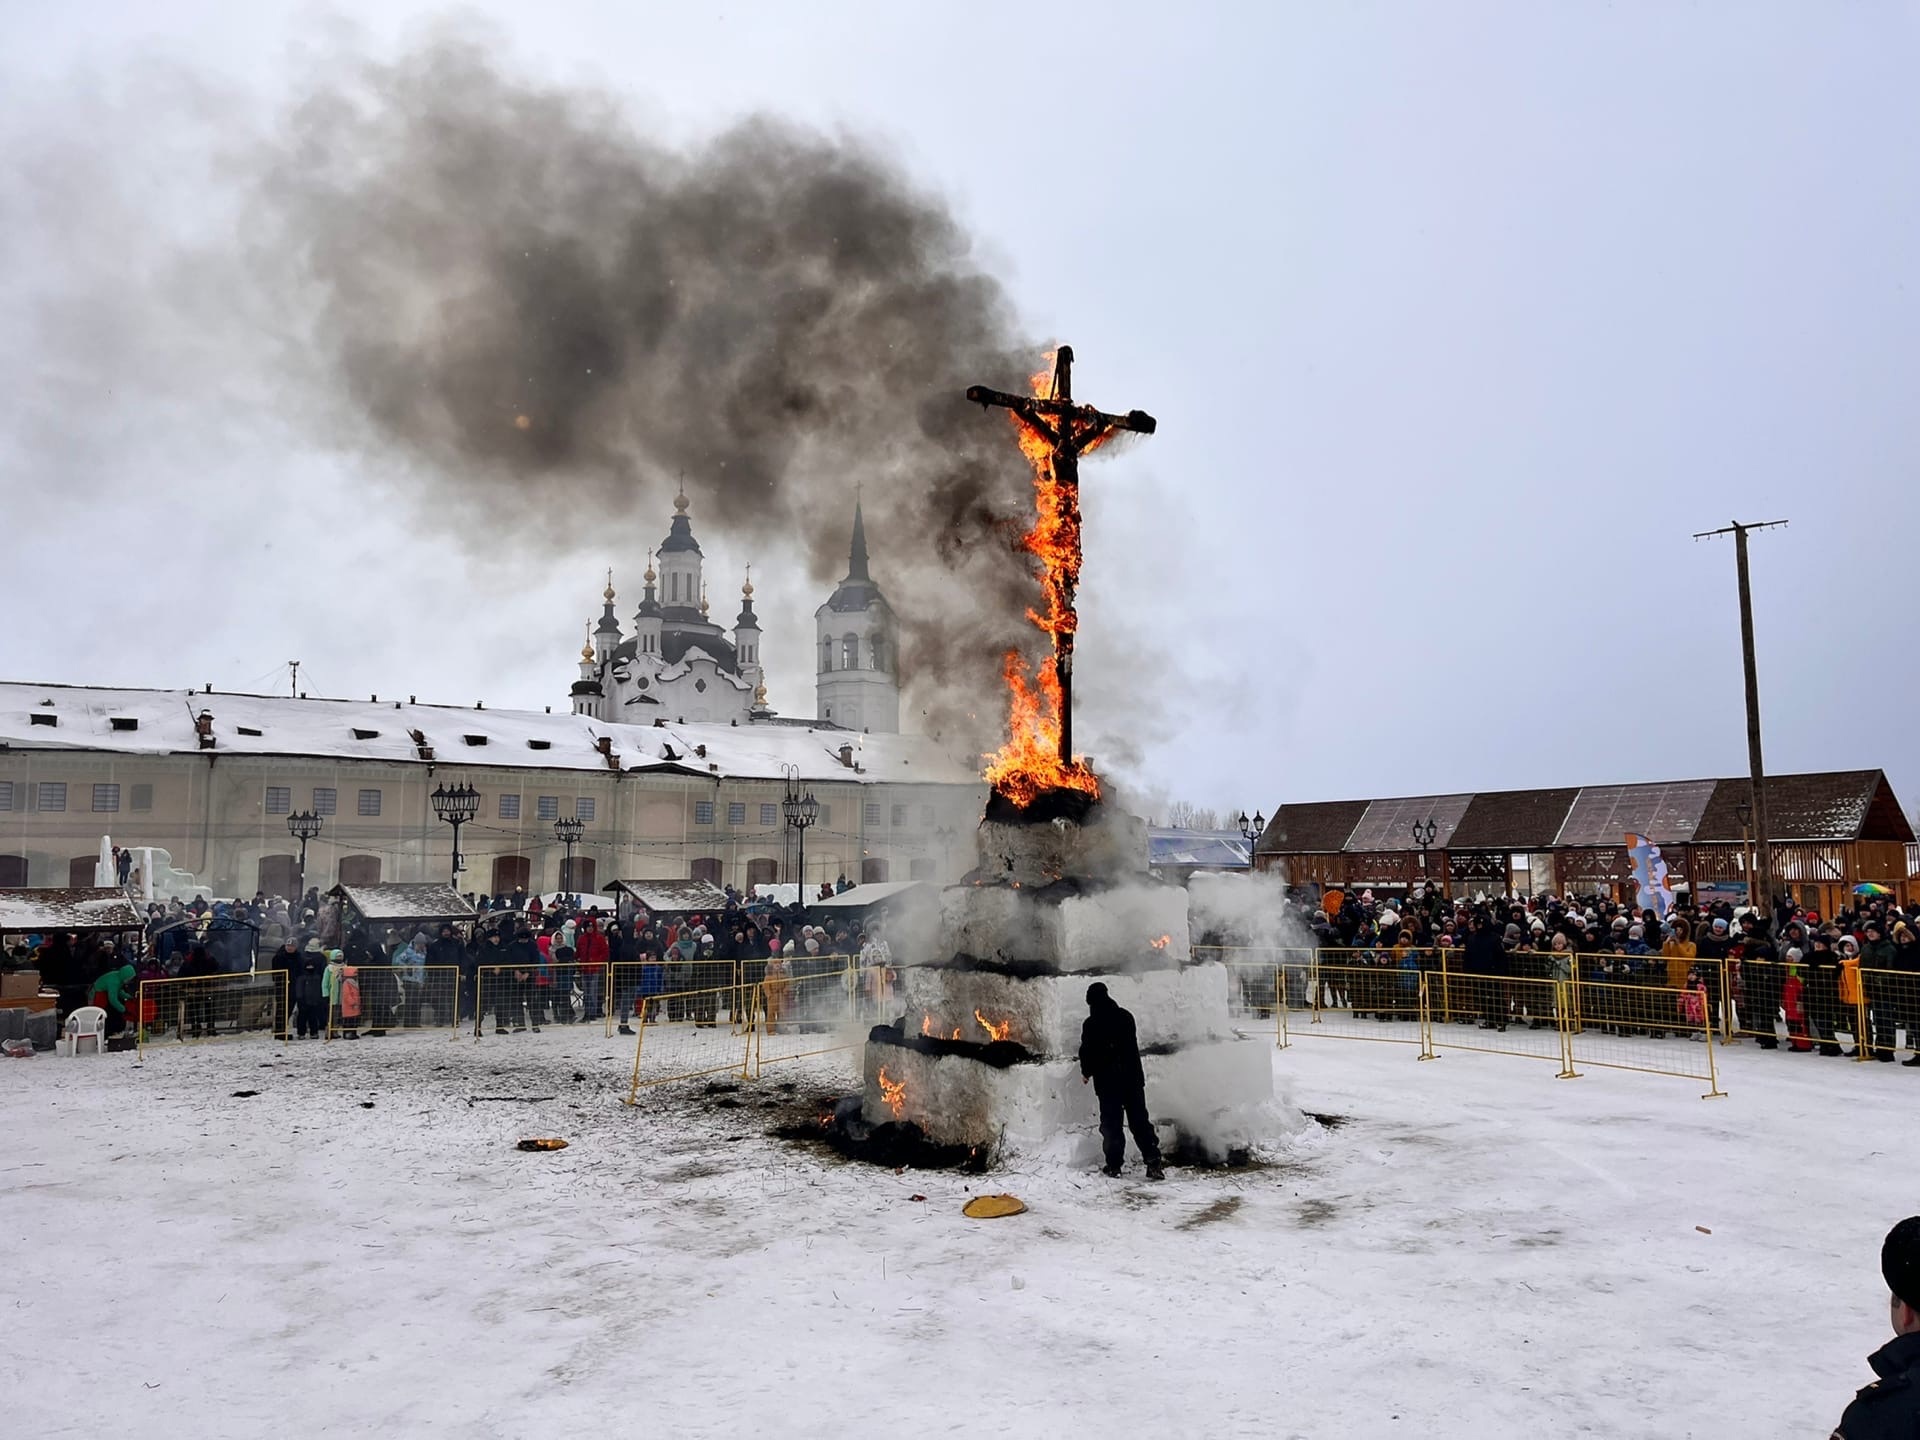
[1885, 1217, 1920, 1311]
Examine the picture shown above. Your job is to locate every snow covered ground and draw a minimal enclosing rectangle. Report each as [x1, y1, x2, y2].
[7, 1025, 1911, 1437]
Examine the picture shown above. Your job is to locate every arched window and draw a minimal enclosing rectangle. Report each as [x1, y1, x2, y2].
[869, 634, 886, 673]
[842, 634, 859, 670]
[820, 637, 834, 672]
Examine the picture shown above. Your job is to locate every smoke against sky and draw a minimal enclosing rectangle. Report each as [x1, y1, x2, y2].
[3, 4, 1917, 818]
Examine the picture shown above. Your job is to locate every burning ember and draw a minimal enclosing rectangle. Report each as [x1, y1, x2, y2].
[974, 1009, 1013, 1043]
[969, 348, 1155, 809]
[877, 1067, 906, 1120]
[1149, 934, 1172, 950]
[920, 1014, 934, 1037]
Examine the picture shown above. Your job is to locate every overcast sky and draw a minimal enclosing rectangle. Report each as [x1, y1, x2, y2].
[3, 3, 1915, 824]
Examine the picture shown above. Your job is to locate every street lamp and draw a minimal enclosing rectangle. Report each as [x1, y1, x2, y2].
[1237, 810, 1266, 869]
[781, 763, 820, 913]
[934, 824, 958, 880]
[1411, 817, 1438, 893]
[554, 814, 585, 895]
[287, 809, 324, 901]
[429, 781, 480, 887]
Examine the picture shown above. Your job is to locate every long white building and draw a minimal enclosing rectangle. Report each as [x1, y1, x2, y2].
[0, 682, 984, 900]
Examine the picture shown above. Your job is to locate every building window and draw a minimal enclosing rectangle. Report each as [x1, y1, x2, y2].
[357, 789, 382, 817]
[694, 801, 715, 826]
[264, 786, 291, 815]
[131, 784, 153, 812]
[312, 787, 337, 816]
[843, 635, 859, 670]
[890, 804, 906, 827]
[863, 802, 881, 826]
[499, 794, 521, 820]
[760, 803, 777, 827]
[728, 802, 746, 825]
[575, 797, 595, 822]
[0, 781, 15, 811]
[37, 782, 67, 812]
[537, 796, 559, 821]
[871, 636, 887, 672]
[820, 637, 834, 673]
[92, 784, 121, 813]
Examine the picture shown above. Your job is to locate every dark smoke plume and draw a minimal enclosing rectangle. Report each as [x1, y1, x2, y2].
[250, 34, 1045, 747]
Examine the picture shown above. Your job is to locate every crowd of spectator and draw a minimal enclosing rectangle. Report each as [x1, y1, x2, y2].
[1287, 886, 1920, 1061]
[2, 881, 894, 1045]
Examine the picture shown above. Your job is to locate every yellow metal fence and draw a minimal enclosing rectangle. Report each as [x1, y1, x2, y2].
[138, 971, 288, 1056]
[324, 964, 462, 1041]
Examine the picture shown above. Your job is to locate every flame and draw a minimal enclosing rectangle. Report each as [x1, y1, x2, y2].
[920, 1014, 934, 1037]
[1149, 934, 1171, 950]
[877, 1067, 906, 1119]
[981, 352, 1104, 808]
[975, 1009, 1013, 1043]
[952, 1027, 963, 1042]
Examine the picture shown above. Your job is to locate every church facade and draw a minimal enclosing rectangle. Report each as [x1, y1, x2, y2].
[570, 490, 899, 734]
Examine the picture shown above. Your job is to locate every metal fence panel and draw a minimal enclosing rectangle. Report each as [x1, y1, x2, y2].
[138, 971, 288, 1056]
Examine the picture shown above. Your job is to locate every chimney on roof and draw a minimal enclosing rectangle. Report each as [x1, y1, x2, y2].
[410, 728, 434, 761]
[596, 735, 620, 771]
[695, 744, 707, 758]
[195, 710, 216, 750]
[839, 743, 855, 768]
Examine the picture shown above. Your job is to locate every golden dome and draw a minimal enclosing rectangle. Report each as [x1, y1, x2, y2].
[579, 625, 595, 663]
[674, 484, 690, 514]
[644, 550, 656, 584]
[603, 568, 615, 603]
[742, 564, 754, 599]
[754, 683, 769, 704]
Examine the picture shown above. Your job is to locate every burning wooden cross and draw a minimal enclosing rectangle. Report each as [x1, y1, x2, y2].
[967, 346, 1156, 770]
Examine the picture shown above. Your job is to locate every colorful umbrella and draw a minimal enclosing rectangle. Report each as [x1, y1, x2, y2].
[1854, 882, 1894, 897]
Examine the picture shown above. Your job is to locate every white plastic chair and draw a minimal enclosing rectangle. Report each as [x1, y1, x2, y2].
[63, 1006, 108, 1056]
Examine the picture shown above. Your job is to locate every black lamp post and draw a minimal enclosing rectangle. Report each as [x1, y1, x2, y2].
[1411, 817, 1438, 893]
[429, 781, 480, 887]
[554, 814, 585, 895]
[781, 763, 820, 913]
[288, 809, 324, 900]
[1237, 810, 1266, 869]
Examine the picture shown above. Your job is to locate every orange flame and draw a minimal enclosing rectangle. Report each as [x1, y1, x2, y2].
[1149, 934, 1171, 950]
[877, 1067, 906, 1119]
[974, 1009, 1013, 1043]
[920, 1014, 934, 1037]
[982, 352, 1103, 808]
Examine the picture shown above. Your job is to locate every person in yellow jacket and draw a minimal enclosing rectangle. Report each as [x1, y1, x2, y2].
[1662, 918, 1697, 992]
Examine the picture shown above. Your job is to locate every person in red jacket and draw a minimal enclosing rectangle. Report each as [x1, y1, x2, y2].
[577, 919, 609, 1023]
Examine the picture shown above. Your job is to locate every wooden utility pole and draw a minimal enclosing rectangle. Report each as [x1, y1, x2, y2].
[1694, 519, 1788, 911]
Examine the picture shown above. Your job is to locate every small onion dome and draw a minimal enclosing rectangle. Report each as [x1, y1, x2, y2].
[674, 485, 689, 514]
[754, 682, 769, 704]
[699, 586, 709, 616]
[580, 626, 595, 663]
[644, 552, 657, 584]
[603, 569, 616, 603]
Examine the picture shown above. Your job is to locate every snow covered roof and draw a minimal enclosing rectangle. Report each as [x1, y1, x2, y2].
[0, 887, 145, 934]
[806, 879, 929, 910]
[606, 879, 731, 913]
[0, 682, 981, 787]
[329, 883, 477, 924]
[1256, 770, 1915, 853]
[1147, 829, 1251, 870]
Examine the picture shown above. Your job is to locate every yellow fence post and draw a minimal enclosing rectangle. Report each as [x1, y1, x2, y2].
[1701, 992, 1727, 1099]
[1417, 971, 1436, 1061]
[1273, 965, 1285, 1049]
[1555, 979, 1580, 1079]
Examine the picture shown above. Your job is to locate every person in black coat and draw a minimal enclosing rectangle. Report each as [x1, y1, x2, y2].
[1078, 983, 1164, 1180]
[1833, 1216, 1920, 1438]
[1460, 911, 1508, 1031]
[291, 938, 329, 1039]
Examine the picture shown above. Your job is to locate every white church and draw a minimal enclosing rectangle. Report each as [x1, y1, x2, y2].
[570, 487, 900, 734]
